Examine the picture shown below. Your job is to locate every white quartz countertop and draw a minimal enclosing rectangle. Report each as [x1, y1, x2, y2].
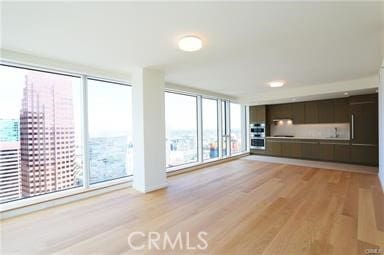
[266, 136, 350, 141]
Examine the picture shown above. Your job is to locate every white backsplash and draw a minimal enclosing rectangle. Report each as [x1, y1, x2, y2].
[270, 122, 350, 139]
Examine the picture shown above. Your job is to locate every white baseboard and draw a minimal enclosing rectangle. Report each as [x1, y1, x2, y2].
[379, 174, 384, 193]
[133, 182, 168, 193]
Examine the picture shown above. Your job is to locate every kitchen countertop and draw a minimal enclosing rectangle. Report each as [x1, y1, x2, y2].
[266, 136, 350, 141]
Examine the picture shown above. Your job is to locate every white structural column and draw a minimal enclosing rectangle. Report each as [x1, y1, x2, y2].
[132, 68, 167, 192]
[379, 60, 384, 190]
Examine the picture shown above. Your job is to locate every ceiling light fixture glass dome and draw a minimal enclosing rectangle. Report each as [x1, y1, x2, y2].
[178, 35, 202, 52]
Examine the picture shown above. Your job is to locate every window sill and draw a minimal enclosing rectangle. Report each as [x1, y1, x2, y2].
[0, 176, 133, 214]
[167, 152, 249, 176]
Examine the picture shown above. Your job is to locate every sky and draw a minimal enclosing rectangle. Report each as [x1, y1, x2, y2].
[0, 65, 132, 140]
[0, 66, 24, 119]
[165, 92, 242, 131]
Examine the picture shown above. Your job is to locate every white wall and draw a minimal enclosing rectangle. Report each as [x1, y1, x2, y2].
[379, 60, 384, 190]
[1, 49, 132, 82]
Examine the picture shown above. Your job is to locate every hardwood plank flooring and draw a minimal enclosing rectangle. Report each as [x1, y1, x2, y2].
[1, 159, 383, 255]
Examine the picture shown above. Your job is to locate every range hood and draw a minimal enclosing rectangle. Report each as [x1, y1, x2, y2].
[273, 119, 293, 125]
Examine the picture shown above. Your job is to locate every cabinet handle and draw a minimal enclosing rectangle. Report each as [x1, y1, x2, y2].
[351, 143, 377, 147]
[351, 114, 354, 140]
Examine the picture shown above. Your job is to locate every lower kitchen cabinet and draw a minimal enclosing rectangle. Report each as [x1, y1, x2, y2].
[281, 142, 301, 158]
[333, 144, 350, 163]
[259, 139, 378, 166]
[281, 142, 291, 157]
[301, 142, 320, 160]
[290, 143, 302, 158]
[319, 143, 334, 161]
[350, 145, 378, 165]
[266, 140, 281, 156]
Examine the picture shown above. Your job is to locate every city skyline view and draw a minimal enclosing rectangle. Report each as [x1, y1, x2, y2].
[0, 65, 133, 203]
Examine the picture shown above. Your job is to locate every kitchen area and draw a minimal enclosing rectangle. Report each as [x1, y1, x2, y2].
[249, 93, 378, 167]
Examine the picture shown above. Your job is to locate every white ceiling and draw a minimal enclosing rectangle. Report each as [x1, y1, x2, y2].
[1, 2, 383, 104]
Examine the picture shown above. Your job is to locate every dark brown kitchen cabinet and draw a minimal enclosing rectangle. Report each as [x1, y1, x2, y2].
[281, 140, 301, 158]
[350, 145, 378, 166]
[291, 103, 305, 124]
[319, 143, 334, 161]
[267, 105, 277, 123]
[268, 104, 292, 123]
[334, 144, 350, 163]
[266, 140, 281, 156]
[281, 142, 291, 157]
[301, 142, 320, 160]
[249, 105, 266, 123]
[334, 98, 349, 123]
[350, 94, 378, 145]
[304, 101, 318, 123]
[318, 100, 334, 123]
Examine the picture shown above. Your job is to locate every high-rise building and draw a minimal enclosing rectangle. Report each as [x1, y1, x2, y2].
[0, 119, 21, 202]
[20, 72, 76, 197]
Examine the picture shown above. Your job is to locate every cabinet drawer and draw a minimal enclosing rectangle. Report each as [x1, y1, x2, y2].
[350, 144, 378, 165]
[333, 144, 350, 163]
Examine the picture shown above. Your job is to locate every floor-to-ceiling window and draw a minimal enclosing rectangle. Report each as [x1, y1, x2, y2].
[0, 64, 83, 203]
[202, 98, 219, 160]
[165, 92, 198, 168]
[230, 102, 244, 154]
[0, 64, 133, 205]
[87, 79, 132, 184]
[165, 91, 248, 171]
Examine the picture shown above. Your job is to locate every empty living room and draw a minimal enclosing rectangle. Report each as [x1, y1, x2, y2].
[0, 1, 383, 255]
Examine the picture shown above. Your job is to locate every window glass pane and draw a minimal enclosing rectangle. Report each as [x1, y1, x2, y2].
[222, 101, 228, 157]
[88, 79, 132, 184]
[230, 103, 242, 154]
[202, 98, 218, 160]
[165, 92, 198, 168]
[0, 65, 83, 203]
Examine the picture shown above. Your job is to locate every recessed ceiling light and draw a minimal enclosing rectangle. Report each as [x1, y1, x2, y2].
[268, 80, 285, 88]
[344, 92, 349, 96]
[178, 35, 202, 52]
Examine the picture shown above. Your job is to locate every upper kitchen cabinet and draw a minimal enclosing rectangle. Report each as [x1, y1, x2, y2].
[249, 105, 266, 123]
[267, 103, 292, 123]
[334, 98, 349, 123]
[350, 94, 378, 145]
[291, 102, 305, 124]
[304, 101, 318, 123]
[318, 100, 334, 123]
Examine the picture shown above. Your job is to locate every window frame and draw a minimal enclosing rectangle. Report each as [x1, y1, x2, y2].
[165, 89, 249, 172]
[86, 77, 133, 186]
[0, 61, 133, 206]
[201, 97, 219, 162]
[164, 91, 199, 169]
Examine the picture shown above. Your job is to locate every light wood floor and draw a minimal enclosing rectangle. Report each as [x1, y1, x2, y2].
[1, 159, 383, 255]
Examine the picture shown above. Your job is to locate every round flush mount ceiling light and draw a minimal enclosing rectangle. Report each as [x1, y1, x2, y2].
[178, 35, 202, 52]
[268, 80, 285, 88]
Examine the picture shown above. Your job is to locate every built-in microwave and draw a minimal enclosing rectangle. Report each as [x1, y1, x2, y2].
[250, 123, 266, 150]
